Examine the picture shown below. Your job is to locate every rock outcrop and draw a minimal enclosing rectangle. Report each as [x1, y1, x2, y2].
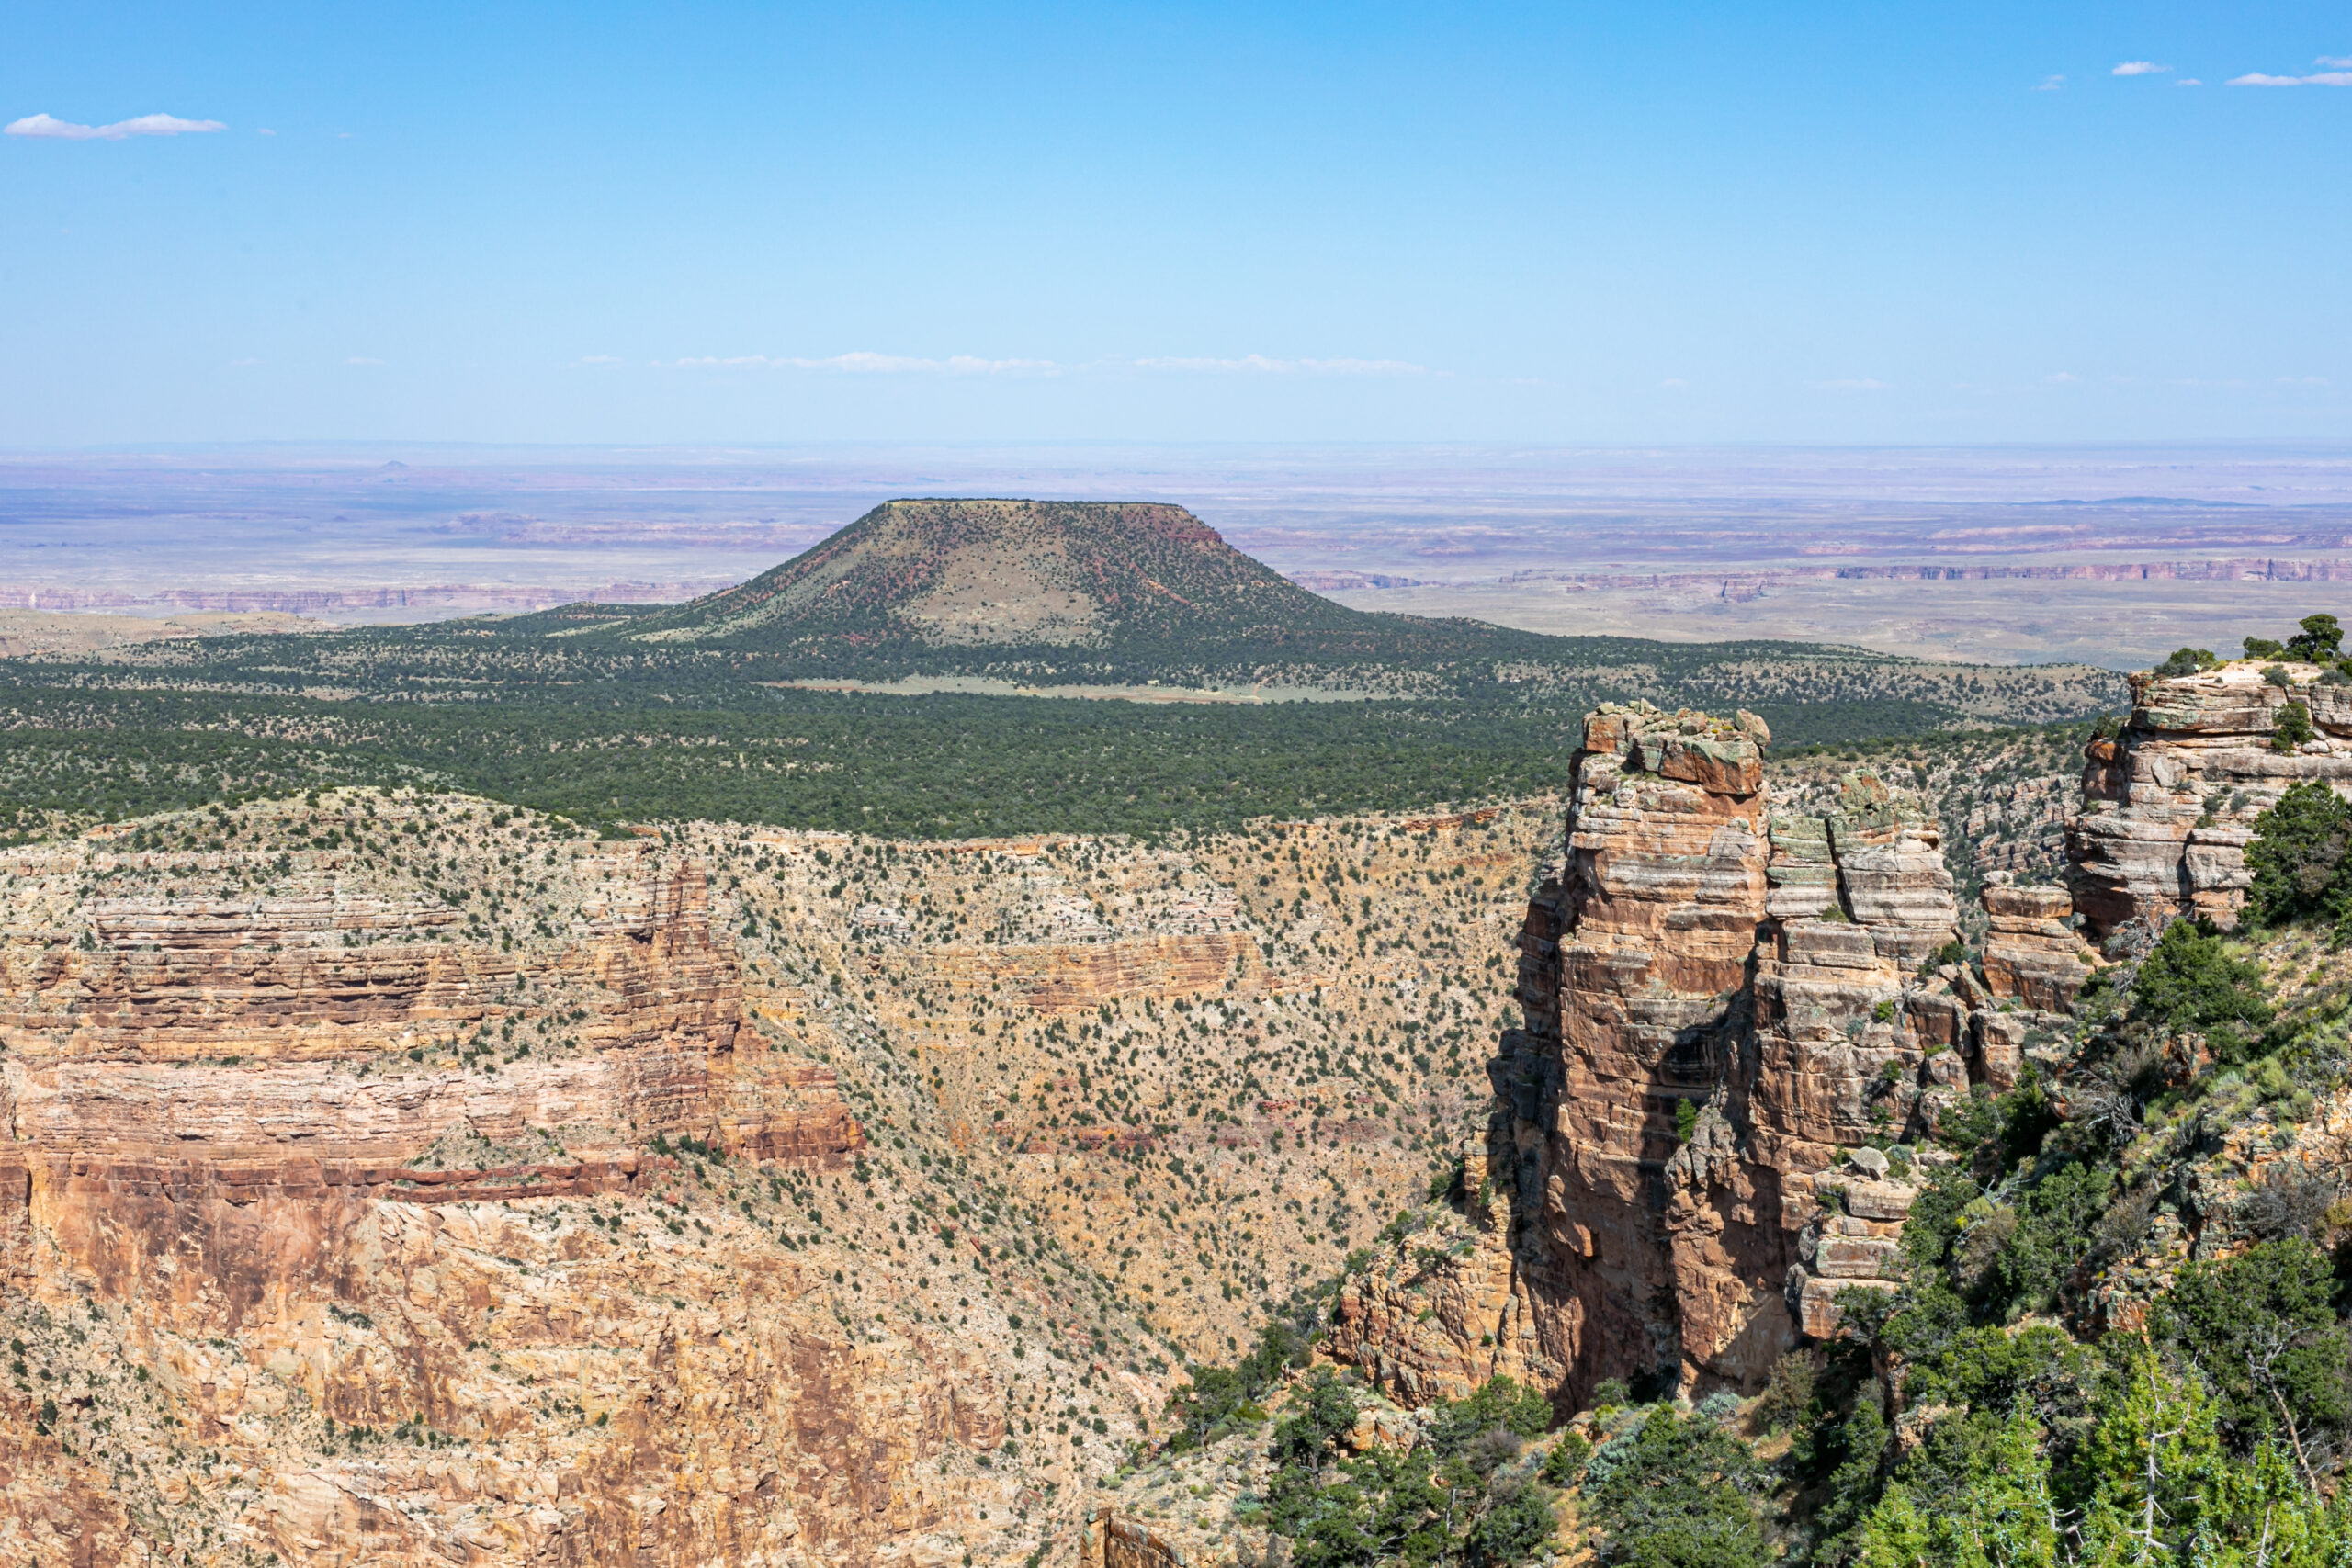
[1334, 701, 2109, 1404]
[2072, 660, 2352, 935]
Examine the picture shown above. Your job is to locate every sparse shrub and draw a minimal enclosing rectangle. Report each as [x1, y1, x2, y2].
[1753, 1351, 1816, 1432]
[2272, 699, 2315, 751]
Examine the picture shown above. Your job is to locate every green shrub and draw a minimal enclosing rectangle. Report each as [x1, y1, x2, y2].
[2151, 1239, 2351, 1452]
[2287, 613, 2344, 662]
[1583, 1407, 1769, 1568]
[1541, 1429, 1591, 1483]
[2154, 647, 2221, 677]
[2272, 699, 2315, 750]
[1753, 1351, 1816, 1431]
[1466, 1480, 1557, 1566]
[1674, 1099, 1699, 1143]
[2132, 919, 2272, 1061]
[2245, 636, 2286, 659]
[2246, 782, 2352, 932]
[1425, 1375, 1554, 1457]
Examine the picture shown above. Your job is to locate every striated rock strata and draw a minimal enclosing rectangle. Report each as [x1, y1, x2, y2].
[2072, 659, 2352, 935]
[1334, 701, 2110, 1405]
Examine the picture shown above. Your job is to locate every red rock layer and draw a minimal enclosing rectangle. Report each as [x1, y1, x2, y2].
[1334, 704, 2007, 1404]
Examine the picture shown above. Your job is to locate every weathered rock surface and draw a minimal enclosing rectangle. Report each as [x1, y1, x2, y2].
[1332, 702, 2080, 1404]
[0, 796, 1170, 1568]
[2072, 660, 2352, 935]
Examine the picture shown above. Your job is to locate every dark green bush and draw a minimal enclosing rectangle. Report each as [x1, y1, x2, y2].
[2151, 1239, 2351, 1451]
[2246, 782, 2352, 932]
[2154, 647, 2221, 677]
[2287, 614, 2344, 663]
[2273, 699, 2316, 750]
[1583, 1407, 1770, 1568]
[2131, 919, 2272, 1061]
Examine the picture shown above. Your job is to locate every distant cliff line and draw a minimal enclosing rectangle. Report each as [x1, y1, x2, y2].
[1345, 555, 2352, 594]
[0, 580, 731, 614]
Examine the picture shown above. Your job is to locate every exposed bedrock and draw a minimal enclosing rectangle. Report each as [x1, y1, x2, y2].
[2072, 660, 2352, 935]
[1335, 700, 2115, 1406]
[0, 852, 862, 1273]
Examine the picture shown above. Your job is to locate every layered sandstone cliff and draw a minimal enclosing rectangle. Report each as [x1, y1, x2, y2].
[0, 795, 1153, 1568]
[1333, 700, 2111, 1404]
[2073, 659, 2352, 934]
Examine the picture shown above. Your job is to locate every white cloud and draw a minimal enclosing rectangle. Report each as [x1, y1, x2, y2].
[674, 352, 1058, 375]
[256, 128, 276, 136]
[345, 356, 383, 367]
[2318, 55, 2352, 68]
[1660, 378, 1690, 389]
[2230, 69, 2352, 85]
[2112, 61, 2171, 75]
[579, 355, 623, 366]
[2177, 79, 2203, 86]
[2036, 74, 2065, 90]
[1134, 354, 1428, 376]
[5, 110, 226, 140]
[1814, 378, 1889, 390]
[2043, 371, 2081, 383]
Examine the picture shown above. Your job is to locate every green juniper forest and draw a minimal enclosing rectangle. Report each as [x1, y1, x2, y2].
[0, 500, 2122, 841]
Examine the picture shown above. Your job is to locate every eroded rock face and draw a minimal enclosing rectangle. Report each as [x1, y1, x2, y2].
[0, 814, 1017, 1568]
[1333, 703, 2040, 1404]
[2072, 660, 2352, 935]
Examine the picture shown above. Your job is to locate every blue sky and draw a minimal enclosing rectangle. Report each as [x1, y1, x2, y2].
[2, 2, 2346, 446]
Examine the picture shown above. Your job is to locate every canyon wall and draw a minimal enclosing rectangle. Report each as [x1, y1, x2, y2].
[1335, 700, 2109, 1404]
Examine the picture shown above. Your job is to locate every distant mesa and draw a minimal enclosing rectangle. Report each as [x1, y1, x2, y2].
[627, 498, 1374, 653]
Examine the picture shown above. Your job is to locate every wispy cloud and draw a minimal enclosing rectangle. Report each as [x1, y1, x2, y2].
[1135, 354, 1428, 376]
[2036, 74, 2065, 90]
[578, 355, 624, 366]
[2322, 55, 2352, 68]
[2177, 79, 2203, 87]
[2042, 372, 2080, 384]
[2230, 67, 2352, 85]
[5, 110, 226, 140]
[2280, 376, 2332, 386]
[1814, 378, 1889, 391]
[345, 356, 383, 367]
[2112, 61, 2171, 75]
[675, 352, 1058, 375]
